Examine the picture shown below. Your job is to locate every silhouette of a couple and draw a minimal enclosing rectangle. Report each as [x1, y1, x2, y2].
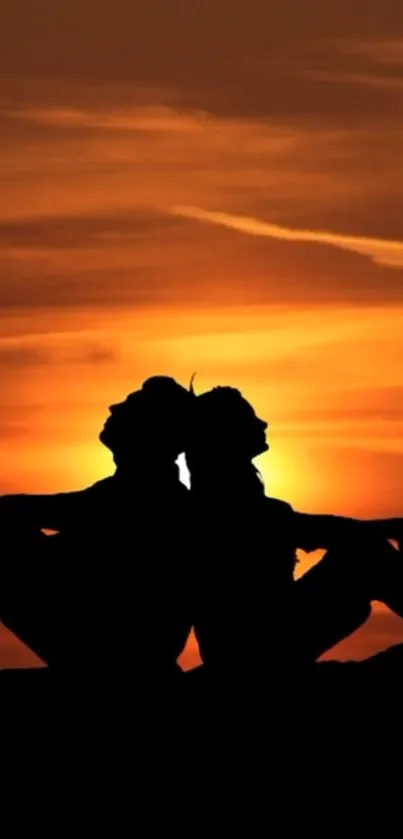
[0, 376, 402, 694]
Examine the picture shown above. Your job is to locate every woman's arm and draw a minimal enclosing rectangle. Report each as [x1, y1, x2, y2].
[293, 512, 403, 552]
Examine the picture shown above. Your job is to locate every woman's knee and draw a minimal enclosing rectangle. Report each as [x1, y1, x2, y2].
[323, 537, 391, 580]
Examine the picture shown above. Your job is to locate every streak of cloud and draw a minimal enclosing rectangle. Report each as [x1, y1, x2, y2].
[171, 206, 403, 268]
[8, 106, 206, 133]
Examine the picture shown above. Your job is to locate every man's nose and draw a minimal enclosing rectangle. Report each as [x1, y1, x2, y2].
[261, 420, 268, 430]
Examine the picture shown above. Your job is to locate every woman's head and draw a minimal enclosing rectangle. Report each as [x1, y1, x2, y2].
[100, 376, 193, 466]
[186, 386, 268, 496]
[188, 386, 268, 463]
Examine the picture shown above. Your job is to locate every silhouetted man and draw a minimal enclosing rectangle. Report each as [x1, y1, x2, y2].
[0, 377, 193, 683]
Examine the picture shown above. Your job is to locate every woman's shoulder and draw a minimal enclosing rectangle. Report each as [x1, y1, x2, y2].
[263, 495, 294, 517]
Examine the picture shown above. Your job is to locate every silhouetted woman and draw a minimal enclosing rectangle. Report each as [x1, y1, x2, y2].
[186, 386, 403, 679]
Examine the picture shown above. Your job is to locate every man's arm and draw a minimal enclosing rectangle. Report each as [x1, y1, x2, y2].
[293, 512, 403, 553]
[0, 491, 83, 533]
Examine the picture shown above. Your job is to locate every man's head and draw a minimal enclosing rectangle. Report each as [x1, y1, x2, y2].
[100, 376, 193, 466]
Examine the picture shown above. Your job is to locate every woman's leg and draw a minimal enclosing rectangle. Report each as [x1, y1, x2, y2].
[293, 536, 402, 662]
[293, 556, 371, 662]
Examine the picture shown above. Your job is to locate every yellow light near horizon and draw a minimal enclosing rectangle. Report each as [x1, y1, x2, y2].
[177, 448, 301, 507]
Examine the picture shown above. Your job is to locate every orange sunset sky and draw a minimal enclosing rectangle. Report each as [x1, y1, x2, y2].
[0, 1, 402, 669]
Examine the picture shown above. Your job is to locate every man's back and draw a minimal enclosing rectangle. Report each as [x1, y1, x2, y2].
[0, 474, 193, 675]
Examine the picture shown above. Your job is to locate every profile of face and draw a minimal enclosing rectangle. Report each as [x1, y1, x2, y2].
[99, 376, 191, 464]
[190, 387, 269, 461]
[234, 397, 269, 459]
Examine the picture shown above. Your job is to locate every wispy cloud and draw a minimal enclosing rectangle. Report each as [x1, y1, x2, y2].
[303, 69, 403, 93]
[171, 206, 403, 268]
[338, 38, 403, 67]
[9, 106, 206, 133]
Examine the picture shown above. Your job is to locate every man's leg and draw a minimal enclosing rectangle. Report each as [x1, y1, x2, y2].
[0, 530, 62, 667]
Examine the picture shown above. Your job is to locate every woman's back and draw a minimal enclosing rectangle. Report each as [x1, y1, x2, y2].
[193, 489, 297, 673]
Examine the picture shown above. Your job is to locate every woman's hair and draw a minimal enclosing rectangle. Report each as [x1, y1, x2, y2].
[186, 385, 265, 497]
[188, 385, 248, 434]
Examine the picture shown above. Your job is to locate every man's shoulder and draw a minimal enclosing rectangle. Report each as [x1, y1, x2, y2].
[62, 477, 115, 511]
[78, 476, 116, 502]
[85, 476, 190, 505]
[84, 476, 114, 494]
